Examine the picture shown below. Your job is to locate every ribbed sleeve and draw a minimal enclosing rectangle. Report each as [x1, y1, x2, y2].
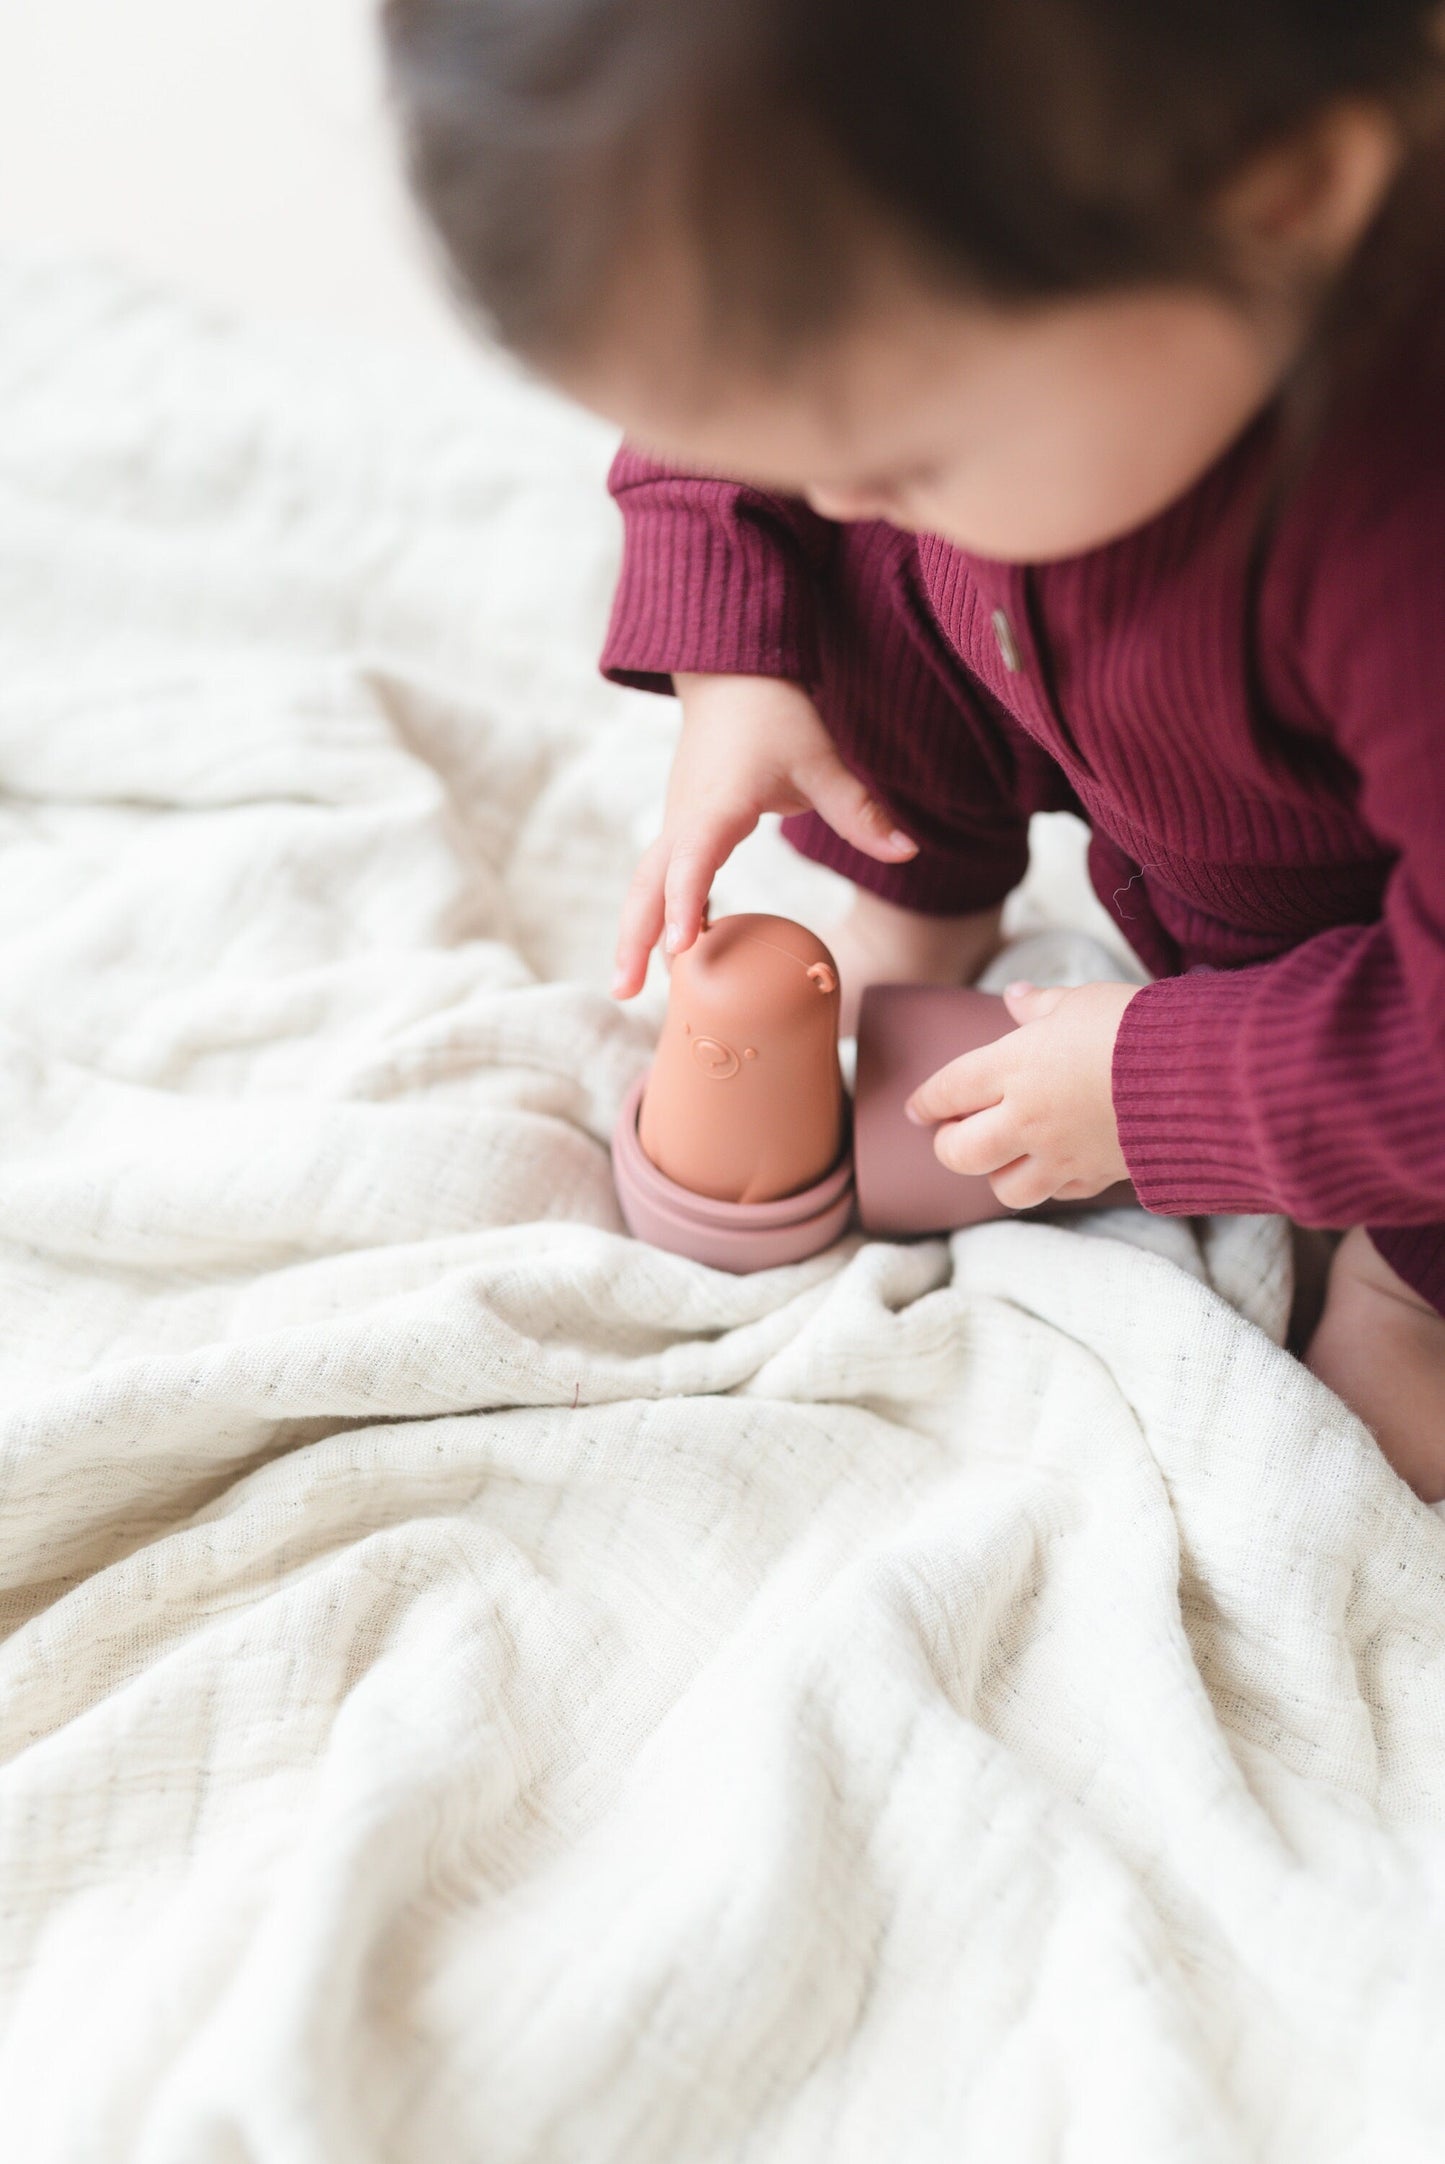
[600, 445, 833, 694]
[1113, 378, 1445, 1229]
[1113, 929, 1445, 1224]
[600, 453, 1038, 916]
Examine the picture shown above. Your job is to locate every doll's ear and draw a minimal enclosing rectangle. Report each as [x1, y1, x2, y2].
[807, 963, 838, 995]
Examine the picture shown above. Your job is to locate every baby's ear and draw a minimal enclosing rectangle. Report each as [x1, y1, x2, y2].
[1218, 100, 1403, 269]
[807, 962, 837, 995]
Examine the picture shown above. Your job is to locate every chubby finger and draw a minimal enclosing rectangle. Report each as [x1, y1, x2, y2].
[988, 1157, 1057, 1212]
[904, 1046, 1003, 1128]
[802, 755, 918, 864]
[931, 1103, 1022, 1180]
[1002, 980, 1070, 1024]
[661, 821, 741, 961]
[612, 840, 669, 998]
[999, 978, 1077, 1017]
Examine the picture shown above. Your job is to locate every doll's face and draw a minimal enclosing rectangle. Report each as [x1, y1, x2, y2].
[670, 922, 838, 1082]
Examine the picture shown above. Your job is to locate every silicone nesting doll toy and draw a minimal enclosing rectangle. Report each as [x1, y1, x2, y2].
[611, 910, 1134, 1269]
[611, 913, 857, 1270]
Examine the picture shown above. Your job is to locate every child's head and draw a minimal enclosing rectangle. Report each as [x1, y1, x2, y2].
[386, 0, 1444, 557]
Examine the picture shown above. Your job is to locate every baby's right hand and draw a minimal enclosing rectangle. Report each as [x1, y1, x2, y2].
[611, 673, 919, 998]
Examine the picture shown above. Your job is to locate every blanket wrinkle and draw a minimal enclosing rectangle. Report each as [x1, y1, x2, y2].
[1, 260, 1443, 2164]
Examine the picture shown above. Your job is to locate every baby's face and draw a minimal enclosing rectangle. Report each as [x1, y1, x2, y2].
[557, 257, 1302, 562]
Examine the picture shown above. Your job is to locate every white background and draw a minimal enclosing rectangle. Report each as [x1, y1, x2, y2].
[0, 0, 471, 351]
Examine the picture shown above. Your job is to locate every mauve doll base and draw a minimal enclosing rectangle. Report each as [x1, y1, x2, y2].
[612, 1073, 856, 1273]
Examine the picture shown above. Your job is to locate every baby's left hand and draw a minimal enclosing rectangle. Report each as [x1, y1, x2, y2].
[904, 979, 1139, 1210]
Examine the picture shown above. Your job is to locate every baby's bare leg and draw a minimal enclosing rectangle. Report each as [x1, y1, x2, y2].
[1304, 1225, 1445, 1501]
[826, 889, 1007, 1036]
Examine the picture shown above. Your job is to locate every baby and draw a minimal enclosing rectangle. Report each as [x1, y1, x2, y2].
[387, 0, 1445, 1497]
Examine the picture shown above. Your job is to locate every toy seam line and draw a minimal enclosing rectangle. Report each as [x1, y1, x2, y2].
[729, 930, 836, 979]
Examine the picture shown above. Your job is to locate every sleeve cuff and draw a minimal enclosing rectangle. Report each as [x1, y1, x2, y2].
[1111, 966, 1286, 1217]
[600, 489, 822, 696]
[781, 810, 1030, 919]
[1115, 932, 1445, 1227]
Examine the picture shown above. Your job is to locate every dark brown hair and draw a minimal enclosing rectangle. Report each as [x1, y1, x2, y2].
[384, 0, 1445, 369]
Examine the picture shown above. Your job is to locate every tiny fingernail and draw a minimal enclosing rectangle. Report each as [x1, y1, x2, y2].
[664, 922, 681, 953]
[889, 830, 918, 855]
[1005, 980, 1032, 997]
[904, 1101, 927, 1126]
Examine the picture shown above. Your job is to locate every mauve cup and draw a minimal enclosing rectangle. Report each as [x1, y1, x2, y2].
[853, 981, 1135, 1235]
[852, 983, 1017, 1236]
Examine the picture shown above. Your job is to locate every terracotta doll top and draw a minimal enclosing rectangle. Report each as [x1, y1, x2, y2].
[638, 913, 845, 1205]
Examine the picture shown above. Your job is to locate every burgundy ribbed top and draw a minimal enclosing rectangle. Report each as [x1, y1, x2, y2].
[599, 314, 1445, 1255]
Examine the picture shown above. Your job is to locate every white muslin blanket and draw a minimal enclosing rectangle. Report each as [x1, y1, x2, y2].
[1, 262, 1443, 2164]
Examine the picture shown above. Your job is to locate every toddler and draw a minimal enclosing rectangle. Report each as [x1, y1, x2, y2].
[387, 0, 1445, 1496]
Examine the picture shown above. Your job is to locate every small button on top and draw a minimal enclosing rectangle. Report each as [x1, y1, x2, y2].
[991, 606, 1022, 673]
